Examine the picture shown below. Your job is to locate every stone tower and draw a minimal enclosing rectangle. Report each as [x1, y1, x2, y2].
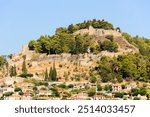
[22, 45, 29, 55]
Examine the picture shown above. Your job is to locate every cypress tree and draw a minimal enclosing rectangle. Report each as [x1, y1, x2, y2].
[5, 62, 9, 76]
[22, 55, 27, 74]
[48, 63, 57, 81]
[52, 66, 57, 81]
[45, 68, 48, 81]
[49, 67, 53, 81]
[10, 66, 14, 77]
[13, 64, 17, 77]
[10, 65, 17, 77]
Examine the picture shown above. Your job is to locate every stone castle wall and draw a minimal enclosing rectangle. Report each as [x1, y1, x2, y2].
[74, 26, 122, 37]
[36, 53, 101, 66]
[10, 27, 138, 67]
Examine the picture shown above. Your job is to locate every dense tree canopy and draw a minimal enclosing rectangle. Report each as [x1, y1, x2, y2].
[123, 33, 150, 57]
[28, 33, 95, 54]
[56, 19, 114, 34]
[100, 40, 118, 52]
[95, 54, 150, 82]
[28, 19, 118, 54]
[67, 19, 114, 33]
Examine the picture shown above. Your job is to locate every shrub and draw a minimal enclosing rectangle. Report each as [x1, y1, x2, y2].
[3, 92, 13, 97]
[19, 92, 24, 95]
[75, 74, 80, 81]
[104, 85, 112, 92]
[58, 84, 66, 89]
[51, 88, 60, 97]
[33, 87, 38, 91]
[68, 84, 74, 88]
[90, 76, 97, 83]
[131, 88, 139, 96]
[14, 87, 22, 92]
[114, 92, 124, 98]
[139, 87, 146, 96]
[59, 64, 63, 68]
[31, 79, 39, 86]
[106, 35, 114, 41]
[43, 82, 49, 87]
[88, 88, 96, 97]
[97, 84, 102, 91]
[38, 82, 49, 86]
[29, 64, 32, 68]
[101, 76, 111, 83]
[40, 87, 47, 90]
[133, 97, 140, 100]
[117, 77, 123, 83]
[121, 84, 126, 89]
[19, 73, 33, 78]
[0, 97, 4, 100]
[101, 40, 118, 52]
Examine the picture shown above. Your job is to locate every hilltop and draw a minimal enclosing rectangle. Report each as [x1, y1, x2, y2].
[28, 19, 139, 56]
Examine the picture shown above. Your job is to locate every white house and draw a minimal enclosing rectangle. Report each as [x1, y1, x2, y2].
[37, 90, 52, 97]
[0, 87, 14, 94]
[93, 95, 105, 100]
[112, 84, 122, 92]
[137, 94, 147, 100]
[70, 92, 89, 100]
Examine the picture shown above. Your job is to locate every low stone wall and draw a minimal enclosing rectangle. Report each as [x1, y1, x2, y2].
[37, 53, 101, 66]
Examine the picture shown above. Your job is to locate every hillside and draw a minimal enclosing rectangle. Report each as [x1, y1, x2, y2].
[6, 21, 140, 81]
[1, 19, 150, 83]
[0, 19, 150, 100]
[74, 26, 139, 55]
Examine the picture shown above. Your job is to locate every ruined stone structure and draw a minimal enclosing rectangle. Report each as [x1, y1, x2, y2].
[7, 26, 139, 79]
[74, 26, 139, 54]
[74, 26, 122, 37]
[21, 45, 34, 60]
[22, 45, 29, 54]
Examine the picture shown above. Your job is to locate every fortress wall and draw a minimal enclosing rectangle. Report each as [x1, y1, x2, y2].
[74, 26, 122, 37]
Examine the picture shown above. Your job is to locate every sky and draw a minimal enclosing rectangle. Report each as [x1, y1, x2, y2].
[0, 0, 150, 55]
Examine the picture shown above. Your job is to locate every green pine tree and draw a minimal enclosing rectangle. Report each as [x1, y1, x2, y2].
[13, 64, 17, 77]
[10, 65, 17, 77]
